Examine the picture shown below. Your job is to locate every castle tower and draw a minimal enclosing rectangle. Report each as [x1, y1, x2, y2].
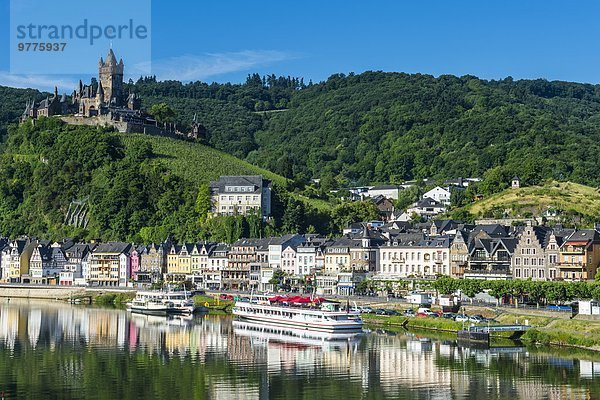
[98, 49, 124, 106]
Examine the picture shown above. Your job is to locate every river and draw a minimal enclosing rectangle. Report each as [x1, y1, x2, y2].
[0, 299, 597, 399]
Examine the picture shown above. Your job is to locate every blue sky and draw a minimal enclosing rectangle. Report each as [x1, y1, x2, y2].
[1, 0, 600, 91]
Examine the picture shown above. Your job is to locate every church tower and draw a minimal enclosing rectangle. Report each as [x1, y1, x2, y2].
[98, 49, 124, 106]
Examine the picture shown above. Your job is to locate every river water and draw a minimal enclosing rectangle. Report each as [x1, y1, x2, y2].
[0, 299, 598, 399]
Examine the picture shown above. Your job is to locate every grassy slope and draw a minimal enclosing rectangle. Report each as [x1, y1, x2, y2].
[119, 134, 332, 210]
[464, 181, 600, 218]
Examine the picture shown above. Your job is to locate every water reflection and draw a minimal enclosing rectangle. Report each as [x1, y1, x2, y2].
[0, 299, 597, 399]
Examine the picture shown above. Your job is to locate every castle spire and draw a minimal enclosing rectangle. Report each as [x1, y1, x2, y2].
[106, 49, 117, 65]
[97, 79, 104, 103]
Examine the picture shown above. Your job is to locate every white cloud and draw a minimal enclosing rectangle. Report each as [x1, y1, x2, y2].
[0, 49, 299, 91]
[136, 50, 299, 82]
[0, 72, 77, 93]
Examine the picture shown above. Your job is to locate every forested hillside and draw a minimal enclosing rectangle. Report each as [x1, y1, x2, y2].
[4, 72, 600, 190]
[0, 86, 44, 138]
[249, 73, 600, 187]
[0, 118, 378, 242]
[128, 73, 600, 189]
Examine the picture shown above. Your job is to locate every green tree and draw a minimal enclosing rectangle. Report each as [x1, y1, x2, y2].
[195, 184, 212, 223]
[149, 103, 177, 124]
[330, 200, 379, 233]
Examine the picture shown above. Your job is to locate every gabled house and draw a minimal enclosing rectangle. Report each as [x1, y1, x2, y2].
[165, 243, 195, 284]
[129, 246, 142, 284]
[512, 221, 551, 281]
[139, 242, 167, 284]
[60, 243, 91, 286]
[464, 237, 518, 280]
[422, 186, 451, 205]
[8, 239, 34, 283]
[449, 230, 469, 278]
[27, 241, 54, 284]
[371, 195, 395, 221]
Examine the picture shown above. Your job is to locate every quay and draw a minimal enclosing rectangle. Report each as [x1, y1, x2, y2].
[0, 284, 135, 301]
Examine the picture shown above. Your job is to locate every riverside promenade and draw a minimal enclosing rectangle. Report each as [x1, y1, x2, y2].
[0, 284, 135, 301]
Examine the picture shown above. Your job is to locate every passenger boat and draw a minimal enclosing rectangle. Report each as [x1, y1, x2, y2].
[126, 292, 174, 316]
[232, 294, 363, 333]
[127, 290, 197, 315]
[160, 290, 196, 314]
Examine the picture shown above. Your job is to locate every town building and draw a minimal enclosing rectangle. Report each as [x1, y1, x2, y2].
[210, 175, 272, 219]
[422, 186, 451, 205]
[406, 198, 447, 219]
[139, 242, 167, 284]
[378, 234, 451, 279]
[512, 222, 552, 280]
[557, 229, 600, 281]
[88, 242, 132, 287]
[463, 236, 517, 280]
[204, 244, 229, 290]
[225, 238, 259, 291]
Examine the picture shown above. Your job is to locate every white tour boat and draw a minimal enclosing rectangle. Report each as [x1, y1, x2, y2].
[161, 290, 196, 314]
[232, 294, 363, 333]
[128, 290, 197, 315]
[127, 292, 174, 316]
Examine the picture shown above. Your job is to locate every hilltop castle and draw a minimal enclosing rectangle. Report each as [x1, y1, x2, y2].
[21, 49, 201, 139]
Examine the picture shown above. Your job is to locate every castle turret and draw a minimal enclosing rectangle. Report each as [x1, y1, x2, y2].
[97, 80, 104, 104]
[98, 49, 124, 106]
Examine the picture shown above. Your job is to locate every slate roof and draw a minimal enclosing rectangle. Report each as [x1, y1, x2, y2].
[210, 175, 270, 195]
[370, 185, 399, 190]
[412, 197, 443, 208]
[93, 242, 132, 254]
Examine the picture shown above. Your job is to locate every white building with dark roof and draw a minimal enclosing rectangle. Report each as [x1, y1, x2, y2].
[210, 175, 271, 218]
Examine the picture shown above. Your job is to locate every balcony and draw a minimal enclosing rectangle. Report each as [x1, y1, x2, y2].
[556, 262, 585, 270]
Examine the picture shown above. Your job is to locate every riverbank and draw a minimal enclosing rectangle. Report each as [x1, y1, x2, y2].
[0, 284, 135, 301]
[362, 310, 600, 352]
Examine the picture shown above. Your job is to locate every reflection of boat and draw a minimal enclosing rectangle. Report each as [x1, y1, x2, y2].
[232, 320, 362, 349]
[127, 292, 174, 316]
[28, 308, 42, 348]
[233, 295, 363, 333]
[129, 312, 169, 326]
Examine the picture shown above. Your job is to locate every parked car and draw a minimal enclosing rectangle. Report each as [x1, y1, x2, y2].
[442, 312, 456, 319]
[385, 309, 400, 316]
[454, 314, 469, 322]
[361, 306, 374, 314]
[219, 294, 234, 300]
[469, 315, 485, 323]
[416, 308, 438, 318]
[375, 308, 388, 315]
[403, 309, 416, 317]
